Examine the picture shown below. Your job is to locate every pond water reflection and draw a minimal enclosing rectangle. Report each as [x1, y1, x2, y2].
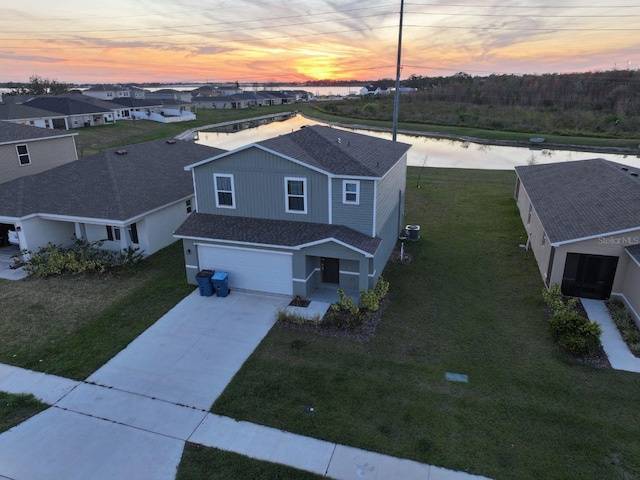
[196, 114, 639, 170]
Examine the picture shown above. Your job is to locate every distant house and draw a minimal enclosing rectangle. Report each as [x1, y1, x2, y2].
[22, 96, 115, 128]
[0, 101, 68, 130]
[0, 140, 225, 257]
[82, 84, 132, 101]
[0, 122, 78, 183]
[192, 95, 249, 110]
[359, 84, 391, 95]
[174, 125, 411, 298]
[145, 89, 193, 103]
[514, 159, 640, 323]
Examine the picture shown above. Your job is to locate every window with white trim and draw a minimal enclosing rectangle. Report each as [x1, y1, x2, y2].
[214, 173, 235, 208]
[527, 204, 532, 224]
[186, 199, 193, 213]
[16, 144, 31, 166]
[106, 226, 121, 241]
[343, 180, 360, 204]
[285, 177, 307, 213]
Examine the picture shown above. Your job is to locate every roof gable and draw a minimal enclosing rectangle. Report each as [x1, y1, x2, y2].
[515, 159, 640, 244]
[257, 125, 410, 177]
[185, 125, 410, 178]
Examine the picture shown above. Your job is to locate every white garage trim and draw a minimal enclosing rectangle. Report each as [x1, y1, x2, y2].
[197, 244, 293, 295]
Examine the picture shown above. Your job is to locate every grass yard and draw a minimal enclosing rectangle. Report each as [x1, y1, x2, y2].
[177, 444, 324, 480]
[0, 241, 194, 380]
[0, 392, 47, 434]
[209, 167, 640, 480]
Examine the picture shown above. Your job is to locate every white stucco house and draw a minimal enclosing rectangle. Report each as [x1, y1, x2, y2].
[0, 139, 225, 257]
[515, 159, 640, 325]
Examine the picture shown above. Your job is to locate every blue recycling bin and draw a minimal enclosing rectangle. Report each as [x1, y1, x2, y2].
[212, 271, 229, 297]
[196, 269, 215, 297]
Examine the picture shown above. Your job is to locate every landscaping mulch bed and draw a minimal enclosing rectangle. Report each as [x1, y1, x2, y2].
[277, 296, 390, 343]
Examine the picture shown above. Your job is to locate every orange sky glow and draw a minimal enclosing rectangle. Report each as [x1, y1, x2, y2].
[1, 1, 639, 84]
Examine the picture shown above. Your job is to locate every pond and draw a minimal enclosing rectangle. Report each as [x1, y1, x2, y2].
[196, 114, 640, 170]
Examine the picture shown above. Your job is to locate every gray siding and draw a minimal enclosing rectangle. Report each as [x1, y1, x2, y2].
[193, 147, 329, 223]
[0, 136, 78, 183]
[375, 154, 407, 237]
[331, 178, 375, 236]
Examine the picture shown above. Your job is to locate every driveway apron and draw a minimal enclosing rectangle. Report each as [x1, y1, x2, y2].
[0, 290, 289, 480]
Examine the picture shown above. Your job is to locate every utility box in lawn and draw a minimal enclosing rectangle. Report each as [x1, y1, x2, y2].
[212, 271, 229, 297]
[196, 269, 215, 297]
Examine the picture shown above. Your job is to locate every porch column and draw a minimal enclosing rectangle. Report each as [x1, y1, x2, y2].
[120, 226, 131, 251]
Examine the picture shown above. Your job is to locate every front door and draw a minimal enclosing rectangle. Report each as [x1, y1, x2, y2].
[561, 253, 618, 299]
[321, 257, 340, 284]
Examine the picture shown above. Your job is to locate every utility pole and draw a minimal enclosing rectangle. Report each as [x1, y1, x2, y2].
[392, 0, 404, 141]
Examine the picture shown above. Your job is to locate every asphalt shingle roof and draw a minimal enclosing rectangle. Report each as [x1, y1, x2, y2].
[515, 159, 640, 244]
[626, 244, 640, 263]
[257, 125, 411, 177]
[24, 96, 113, 115]
[0, 103, 64, 122]
[0, 139, 225, 221]
[175, 213, 381, 255]
[0, 121, 75, 144]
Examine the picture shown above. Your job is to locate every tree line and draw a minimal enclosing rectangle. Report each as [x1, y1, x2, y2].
[317, 70, 640, 138]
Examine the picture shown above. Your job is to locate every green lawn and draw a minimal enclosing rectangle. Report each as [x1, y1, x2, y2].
[2, 111, 639, 478]
[0, 241, 194, 380]
[208, 167, 640, 480]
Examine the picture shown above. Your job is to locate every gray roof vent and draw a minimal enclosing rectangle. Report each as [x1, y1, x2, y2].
[631, 172, 638, 177]
[337, 138, 341, 143]
[115, 149, 127, 155]
[166, 139, 176, 144]
[621, 167, 629, 171]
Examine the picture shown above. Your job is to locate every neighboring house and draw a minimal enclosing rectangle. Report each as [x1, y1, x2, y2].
[514, 159, 640, 323]
[82, 84, 132, 101]
[22, 96, 115, 128]
[0, 101, 68, 130]
[145, 89, 193, 103]
[174, 125, 411, 298]
[192, 95, 249, 110]
[72, 94, 132, 122]
[0, 139, 225, 257]
[0, 122, 78, 183]
[359, 84, 391, 95]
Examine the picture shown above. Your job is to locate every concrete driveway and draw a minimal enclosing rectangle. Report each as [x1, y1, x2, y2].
[0, 290, 289, 480]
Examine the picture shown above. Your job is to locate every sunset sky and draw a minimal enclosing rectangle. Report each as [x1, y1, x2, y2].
[1, 0, 639, 84]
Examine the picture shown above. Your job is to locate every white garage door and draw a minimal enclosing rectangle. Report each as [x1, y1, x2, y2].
[197, 244, 293, 295]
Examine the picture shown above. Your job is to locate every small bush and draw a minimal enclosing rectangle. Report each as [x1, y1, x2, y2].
[549, 312, 602, 357]
[542, 284, 577, 315]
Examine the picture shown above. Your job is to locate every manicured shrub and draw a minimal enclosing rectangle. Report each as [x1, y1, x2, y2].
[542, 284, 577, 315]
[22, 238, 144, 277]
[549, 312, 602, 357]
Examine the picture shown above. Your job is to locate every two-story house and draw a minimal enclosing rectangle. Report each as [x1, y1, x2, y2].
[174, 125, 411, 298]
[0, 122, 78, 184]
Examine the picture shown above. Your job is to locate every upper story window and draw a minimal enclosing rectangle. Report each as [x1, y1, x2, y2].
[343, 180, 360, 204]
[186, 199, 193, 213]
[214, 173, 235, 208]
[16, 144, 31, 166]
[285, 177, 307, 214]
[527, 204, 533, 224]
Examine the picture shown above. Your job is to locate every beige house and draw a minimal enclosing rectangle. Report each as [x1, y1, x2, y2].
[0, 122, 78, 184]
[515, 159, 640, 324]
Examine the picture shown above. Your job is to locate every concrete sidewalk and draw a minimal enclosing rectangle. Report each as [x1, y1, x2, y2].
[0, 289, 491, 480]
[581, 298, 640, 373]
